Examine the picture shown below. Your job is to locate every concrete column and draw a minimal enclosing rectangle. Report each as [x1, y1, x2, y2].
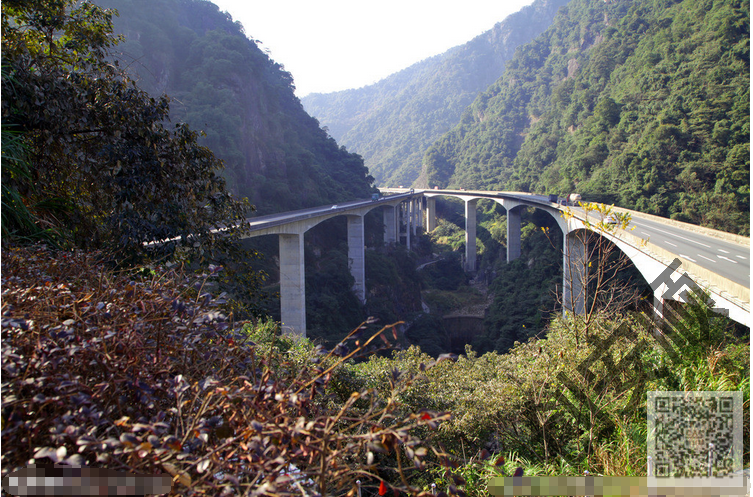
[465, 199, 477, 272]
[383, 205, 397, 244]
[417, 198, 423, 230]
[507, 207, 521, 262]
[426, 197, 437, 232]
[649, 287, 666, 337]
[279, 233, 306, 335]
[563, 231, 587, 316]
[411, 199, 417, 236]
[347, 214, 366, 304]
[397, 204, 403, 244]
[653, 288, 664, 321]
[405, 201, 412, 250]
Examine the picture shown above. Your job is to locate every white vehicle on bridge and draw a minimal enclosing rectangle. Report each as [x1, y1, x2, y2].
[604, 213, 618, 225]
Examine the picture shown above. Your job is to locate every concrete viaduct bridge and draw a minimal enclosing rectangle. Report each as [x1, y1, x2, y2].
[242, 189, 750, 334]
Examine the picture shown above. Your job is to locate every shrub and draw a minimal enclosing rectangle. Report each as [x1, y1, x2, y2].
[1, 245, 454, 495]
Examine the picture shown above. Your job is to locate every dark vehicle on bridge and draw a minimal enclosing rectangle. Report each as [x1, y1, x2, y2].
[548, 194, 558, 203]
[372, 193, 380, 201]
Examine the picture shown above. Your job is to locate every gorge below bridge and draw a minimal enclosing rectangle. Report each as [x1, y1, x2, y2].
[241, 189, 750, 335]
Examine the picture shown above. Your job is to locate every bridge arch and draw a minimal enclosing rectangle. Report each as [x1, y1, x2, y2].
[418, 190, 749, 326]
[242, 189, 749, 334]
[243, 195, 423, 334]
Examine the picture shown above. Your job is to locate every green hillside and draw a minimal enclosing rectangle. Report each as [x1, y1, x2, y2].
[421, 0, 749, 235]
[98, 0, 374, 214]
[301, 0, 570, 188]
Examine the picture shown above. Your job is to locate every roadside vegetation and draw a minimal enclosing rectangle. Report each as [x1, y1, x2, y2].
[1, 0, 748, 495]
[3, 244, 747, 494]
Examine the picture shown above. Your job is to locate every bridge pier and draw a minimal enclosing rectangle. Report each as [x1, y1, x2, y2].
[347, 214, 366, 304]
[279, 233, 306, 335]
[384, 205, 397, 244]
[257, 190, 747, 337]
[410, 199, 416, 236]
[465, 199, 477, 272]
[507, 206, 522, 262]
[563, 231, 587, 315]
[652, 283, 667, 321]
[411, 197, 422, 235]
[426, 197, 437, 232]
[404, 202, 412, 249]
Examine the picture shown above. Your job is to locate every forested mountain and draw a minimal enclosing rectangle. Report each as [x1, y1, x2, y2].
[301, 0, 570, 187]
[421, 0, 749, 235]
[97, 0, 374, 214]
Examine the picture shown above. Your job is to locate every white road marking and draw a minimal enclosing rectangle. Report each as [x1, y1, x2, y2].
[717, 255, 738, 264]
[697, 254, 715, 263]
[651, 227, 711, 248]
[680, 254, 698, 263]
[664, 241, 677, 247]
[718, 249, 729, 253]
[736, 255, 747, 260]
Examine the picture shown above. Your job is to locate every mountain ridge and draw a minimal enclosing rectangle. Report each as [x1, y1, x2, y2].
[420, 0, 749, 235]
[301, 0, 570, 187]
[99, 0, 374, 215]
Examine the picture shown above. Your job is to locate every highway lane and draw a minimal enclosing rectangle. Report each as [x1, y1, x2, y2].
[537, 199, 749, 288]
[244, 194, 410, 231]
[555, 201, 748, 288]
[416, 189, 750, 289]
[622, 216, 749, 287]
[246, 189, 749, 290]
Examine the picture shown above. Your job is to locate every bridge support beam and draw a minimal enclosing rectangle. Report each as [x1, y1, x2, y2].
[279, 233, 306, 335]
[507, 207, 521, 262]
[383, 205, 397, 244]
[563, 231, 587, 316]
[404, 202, 412, 249]
[347, 214, 366, 304]
[426, 197, 437, 232]
[411, 198, 419, 235]
[465, 199, 477, 272]
[417, 197, 423, 231]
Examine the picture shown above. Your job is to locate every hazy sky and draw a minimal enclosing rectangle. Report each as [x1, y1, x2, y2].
[209, 0, 537, 97]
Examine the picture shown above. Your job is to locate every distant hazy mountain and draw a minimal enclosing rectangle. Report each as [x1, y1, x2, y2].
[301, 0, 571, 187]
[98, 0, 374, 214]
[421, 0, 749, 235]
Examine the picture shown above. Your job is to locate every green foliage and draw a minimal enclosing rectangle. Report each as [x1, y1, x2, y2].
[0, 121, 68, 245]
[476, 221, 561, 354]
[364, 245, 424, 327]
[1, 245, 455, 495]
[100, 0, 374, 215]
[1, 0, 250, 263]
[301, 0, 570, 187]
[331, 295, 748, 494]
[305, 239, 365, 346]
[423, 0, 749, 234]
[421, 253, 467, 291]
[431, 205, 561, 355]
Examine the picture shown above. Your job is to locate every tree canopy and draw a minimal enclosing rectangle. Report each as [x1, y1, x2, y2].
[421, 0, 750, 235]
[302, 0, 570, 188]
[2, 0, 250, 263]
[98, 0, 375, 215]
